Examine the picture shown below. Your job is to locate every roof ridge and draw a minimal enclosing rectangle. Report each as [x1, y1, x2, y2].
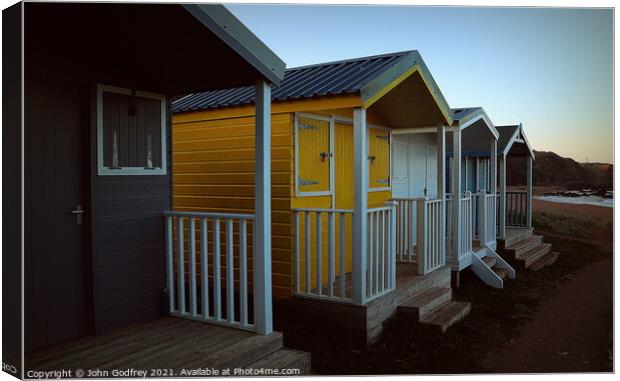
[286, 50, 415, 71]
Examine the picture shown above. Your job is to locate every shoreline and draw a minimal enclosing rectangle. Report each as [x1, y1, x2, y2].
[533, 198, 613, 219]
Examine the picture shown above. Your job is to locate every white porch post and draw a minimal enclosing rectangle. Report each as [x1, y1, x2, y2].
[491, 140, 497, 235]
[254, 80, 272, 335]
[527, 155, 533, 228]
[499, 154, 507, 240]
[451, 129, 462, 259]
[436, 124, 446, 264]
[352, 108, 368, 305]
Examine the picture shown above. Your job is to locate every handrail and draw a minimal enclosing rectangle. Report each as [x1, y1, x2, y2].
[292, 207, 353, 214]
[164, 210, 255, 220]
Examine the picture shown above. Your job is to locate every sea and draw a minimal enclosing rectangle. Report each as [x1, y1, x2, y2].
[534, 189, 613, 208]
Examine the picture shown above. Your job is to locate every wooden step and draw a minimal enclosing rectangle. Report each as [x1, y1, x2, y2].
[529, 251, 559, 271]
[246, 349, 311, 375]
[204, 332, 283, 370]
[507, 235, 543, 258]
[494, 267, 509, 280]
[397, 287, 452, 322]
[520, 243, 552, 269]
[482, 255, 497, 268]
[504, 228, 534, 247]
[419, 301, 471, 333]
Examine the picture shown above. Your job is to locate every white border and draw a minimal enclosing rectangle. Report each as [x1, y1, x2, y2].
[96, 84, 168, 176]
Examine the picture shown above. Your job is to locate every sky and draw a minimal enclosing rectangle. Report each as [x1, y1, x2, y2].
[226, 4, 613, 164]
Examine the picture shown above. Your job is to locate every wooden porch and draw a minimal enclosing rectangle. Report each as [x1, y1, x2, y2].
[277, 262, 469, 348]
[26, 317, 310, 377]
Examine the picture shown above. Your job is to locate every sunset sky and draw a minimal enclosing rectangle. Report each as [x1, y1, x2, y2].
[227, 4, 613, 164]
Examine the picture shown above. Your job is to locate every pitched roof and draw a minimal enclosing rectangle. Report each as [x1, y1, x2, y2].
[452, 107, 498, 138]
[172, 50, 451, 121]
[497, 124, 535, 159]
[183, 4, 286, 85]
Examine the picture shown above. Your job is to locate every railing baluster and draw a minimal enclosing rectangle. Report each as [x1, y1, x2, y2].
[226, 218, 235, 323]
[177, 217, 185, 314]
[368, 212, 374, 297]
[380, 210, 385, 292]
[201, 218, 209, 319]
[166, 216, 175, 313]
[316, 212, 322, 296]
[305, 212, 311, 294]
[294, 212, 300, 293]
[213, 218, 221, 321]
[189, 217, 197, 316]
[328, 212, 335, 298]
[163, 211, 256, 332]
[339, 212, 346, 298]
[240, 219, 248, 326]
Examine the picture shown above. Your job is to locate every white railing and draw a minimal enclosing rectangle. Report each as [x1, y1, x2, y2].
[164, 211, 259, 332]
[393, 198, 445, 275]
[292, 203, 397, 304]
[393, 198, 417, 262]
[416, 198, 445, 275]
[460, 194, 473, 256]
[293, 208, 354, 302]
[366, 205, 397, 300]
[446, 193, 473, 260]
[476, 193, 497, 247]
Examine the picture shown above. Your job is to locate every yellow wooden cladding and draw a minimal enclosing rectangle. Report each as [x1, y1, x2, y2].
[368, 126, 390, 190]
[296, 116, 331, 194]
[173, 95, 395, 299]
[173, 112, 295, 298]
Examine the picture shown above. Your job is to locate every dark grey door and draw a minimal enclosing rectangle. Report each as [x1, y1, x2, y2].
[25, 79, 89, 351]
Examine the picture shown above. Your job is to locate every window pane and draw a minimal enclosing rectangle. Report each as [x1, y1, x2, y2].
[297, 116, 330, 193]
[102, 92, 162, 169]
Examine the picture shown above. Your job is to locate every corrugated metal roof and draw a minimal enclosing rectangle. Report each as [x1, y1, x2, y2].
[452, 107, 483, 122]
[172, 50, 414, 113]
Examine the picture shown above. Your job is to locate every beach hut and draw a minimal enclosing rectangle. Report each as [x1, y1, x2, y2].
[172, 51, 471, 346]
[446, 108, 515, 288]
[15, 2, 312, 374]
[495, 124, 557, 270]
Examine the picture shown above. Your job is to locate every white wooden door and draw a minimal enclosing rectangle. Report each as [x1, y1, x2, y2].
[392, 137, 409, 198]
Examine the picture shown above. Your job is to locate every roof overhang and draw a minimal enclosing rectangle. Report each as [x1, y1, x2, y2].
[361, 51, 453, 128]
[498, 123, 536, 159]
[24, 3, 285, 96]
[452, 108, 499, 139]
[183, 4, 285, 85]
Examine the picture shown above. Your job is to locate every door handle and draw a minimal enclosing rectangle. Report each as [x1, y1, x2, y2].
[71, 205, 84, 225]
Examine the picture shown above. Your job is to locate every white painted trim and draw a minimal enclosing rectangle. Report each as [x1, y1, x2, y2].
[96, 84, 167, 176]
[254, 80, 272, 335]
[392, 126, 459, 135]
[458, 113, 499, 139]
[293, 112, 334, 198]
[502, 123, 535, 159]
[352, 108, 368, 305]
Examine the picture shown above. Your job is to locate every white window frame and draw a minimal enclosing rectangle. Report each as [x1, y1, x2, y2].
[97, 84, 168, 176]
[294, 112, 334, 197]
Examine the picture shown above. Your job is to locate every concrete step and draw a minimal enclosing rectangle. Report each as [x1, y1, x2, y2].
[419, 301, 471, 333]
[504, 228, 534, 247]
[205, 332, 283, 370]
[494, 267, 509, 280]
[246, 348, 311, 375]
[397, 287, 452, 322]
[520, 243, 552, 269]
[507, 235, 543, 259]
[482, 255, 497, 268]
[529, 251, 560, 271]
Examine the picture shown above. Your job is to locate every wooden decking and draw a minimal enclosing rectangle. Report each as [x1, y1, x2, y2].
[276, 262, 453, 347]
[26, 317, 310, 376]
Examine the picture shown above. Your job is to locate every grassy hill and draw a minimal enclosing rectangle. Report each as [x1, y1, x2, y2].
[507, 151, 612, 189]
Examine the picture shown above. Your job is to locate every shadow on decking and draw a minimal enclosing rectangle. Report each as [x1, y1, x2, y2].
[25, 317, 280, 376]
